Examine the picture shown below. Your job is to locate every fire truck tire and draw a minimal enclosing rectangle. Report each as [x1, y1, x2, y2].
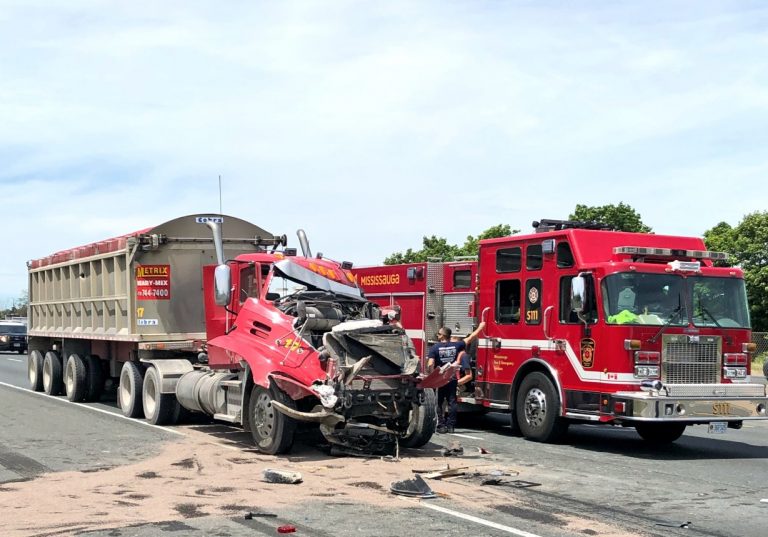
[119, 361, 145, 419]
[27, 350, 44, 392]
[634, 422, 686, 444]
[516, 372, 568, 442]
[248, 385, 296, 455]
[64, 354, 88, 402]
[142, 366, 181, 425]
[42, 351, 64, 396]
[401, 388, 437, 448]
[85, 355, 105, 402]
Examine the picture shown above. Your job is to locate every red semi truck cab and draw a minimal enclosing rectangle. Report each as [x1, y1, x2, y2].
[355, 220, 768, 444]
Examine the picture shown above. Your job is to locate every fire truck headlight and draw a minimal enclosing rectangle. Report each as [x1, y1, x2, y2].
[757, 404, 766, 416]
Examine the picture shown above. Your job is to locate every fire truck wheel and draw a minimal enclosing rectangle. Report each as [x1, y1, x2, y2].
[401, 388, 437, 448]
[634, 422, 686, 444]
[64, 354, 88, 402]
[85, 355, 105, 402]
[119, 361, 145, 419]
[27, 350, 44, 392]
[142, 366, 181, 425]
[42, 351, 64, 396]
[516, 372, 568, 442]
[248, 385, 296, 455]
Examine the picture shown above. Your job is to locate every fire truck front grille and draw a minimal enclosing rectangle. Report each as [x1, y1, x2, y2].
[662, 335, 721, 384]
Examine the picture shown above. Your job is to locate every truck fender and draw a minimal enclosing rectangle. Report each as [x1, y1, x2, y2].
[139, 359, 194, 394]
[270, 374, 317, 401]
[511, 358, 565, 416]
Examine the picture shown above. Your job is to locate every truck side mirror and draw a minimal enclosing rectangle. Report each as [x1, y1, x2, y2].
[570, 275, 587, 314]
[214, 264, 232, 306]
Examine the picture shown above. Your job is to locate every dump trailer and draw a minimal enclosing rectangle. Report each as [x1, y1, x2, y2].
[27, 214, 444, 454]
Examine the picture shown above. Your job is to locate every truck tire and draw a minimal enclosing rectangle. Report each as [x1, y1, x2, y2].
[248, 385, 296, 455]
[65, 354, 88, 402]
[400, 388, 437, 448]
[85, 355, 105, 402]
[42, 351, 64, 396]
[119, 362, 145, 418]
[142, 366, 181, 425]
[27, 350, 44, 392]
[516, 372, 568, 442]
[635, 422, 686, 444]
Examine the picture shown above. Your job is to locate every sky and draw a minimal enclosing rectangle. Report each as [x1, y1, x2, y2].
[1, 1, 767, 307]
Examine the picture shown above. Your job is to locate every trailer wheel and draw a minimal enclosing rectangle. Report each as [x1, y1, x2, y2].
[27, 350, 44, 392]
[516, 372, 568, 442]
[248, 385, 296, 455]
[400, 388, 437, 448]
[85, 355, 105, 402]
[42, 351, 63, 396]
[635, 422, 686, 444]
[142, 366, 181, 425]
[119, 362, 145, 418]
[65, 354, 88, 402]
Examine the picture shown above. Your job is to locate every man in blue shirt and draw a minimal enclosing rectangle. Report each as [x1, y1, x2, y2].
[427, 321, 485, 434]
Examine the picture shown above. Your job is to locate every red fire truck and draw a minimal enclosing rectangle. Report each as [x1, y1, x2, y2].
[353, 220, 768, 443]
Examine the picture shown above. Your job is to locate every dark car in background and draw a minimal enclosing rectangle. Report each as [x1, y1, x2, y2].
[0, 321, 27, 354]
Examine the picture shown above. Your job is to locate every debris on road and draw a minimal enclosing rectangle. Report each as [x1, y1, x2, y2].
[262, 469, 303, 484]
[656, 520, 691, 529]
[442, 441, 464, 457]
[277, 524, 297, 533]
[244, 512, 278, 519]
[390, 474, 437, 499]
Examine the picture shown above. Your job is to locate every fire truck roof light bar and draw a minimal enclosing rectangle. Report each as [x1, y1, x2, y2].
[612, 246, 728, 261]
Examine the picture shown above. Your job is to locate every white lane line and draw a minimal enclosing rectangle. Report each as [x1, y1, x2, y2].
[450, 432, 483, 440]
[0, 381, 184, 436]
[419, 502, 544, 537]
[6, 358, 22, 362]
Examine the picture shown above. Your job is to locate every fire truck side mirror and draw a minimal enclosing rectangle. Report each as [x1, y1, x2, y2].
[214, 264, 232, 306]
[570, 276, 587, 314]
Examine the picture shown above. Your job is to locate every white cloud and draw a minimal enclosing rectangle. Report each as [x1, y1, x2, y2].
[1, 0, 768, 302]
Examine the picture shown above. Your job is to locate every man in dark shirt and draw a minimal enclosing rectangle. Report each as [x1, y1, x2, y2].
[427, 321, 485, 434]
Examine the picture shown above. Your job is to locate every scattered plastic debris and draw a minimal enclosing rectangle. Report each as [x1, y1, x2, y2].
[656, 521, 691, 529]
[277, 524, 297, 533]
[244, 512, 278, 519]
[390, 474, 437, 498]
[262, 469, 303, 484]
[442, 441, 464, 457]
[477, 446, 491, 454]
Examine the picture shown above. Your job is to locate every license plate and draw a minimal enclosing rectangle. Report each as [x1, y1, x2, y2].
[13, 343, 20, 347]
[708, 421, 727, 434]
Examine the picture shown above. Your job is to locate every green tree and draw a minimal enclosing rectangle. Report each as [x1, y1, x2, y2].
[384, 224, 516, 265]
[704, 212, 768, 331]
[570, 202, 652, 233]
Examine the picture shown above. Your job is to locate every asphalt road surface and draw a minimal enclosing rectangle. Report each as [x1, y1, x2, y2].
[1, 352, 767, 537]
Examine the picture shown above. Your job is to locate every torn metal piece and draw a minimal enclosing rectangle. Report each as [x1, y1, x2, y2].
[390, 474, 437, 499]
[343, 355, 372, 385]
[271, 400, 343, 424]
[442, 441, 464, 457]
[262, 468, 303, 484]
[422, 467, 469, 479]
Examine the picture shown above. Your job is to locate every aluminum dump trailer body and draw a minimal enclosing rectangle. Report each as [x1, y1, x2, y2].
[27, 214, 275, 350]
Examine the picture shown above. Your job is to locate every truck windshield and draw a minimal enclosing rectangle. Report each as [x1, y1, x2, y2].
[689, 276, 750, 328]
[602, 273, 750, 328]
[602, 273, 686, 326]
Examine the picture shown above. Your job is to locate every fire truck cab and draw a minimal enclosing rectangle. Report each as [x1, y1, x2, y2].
[475, 219, 767, 443]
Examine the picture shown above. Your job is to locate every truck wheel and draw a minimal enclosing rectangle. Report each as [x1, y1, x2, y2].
[85, 355, 105, 402]
[400, 388, 437, 448]
[635, 422, 686, 444]
[142, 366, 181, 425]
[27, 350, 44, 391]
[248, 385, 296, 455]
[516, 372, 568, 442]
[42, 351, 64, 396]
[119, 362, 145, 418]
[65, 354, 88, 402]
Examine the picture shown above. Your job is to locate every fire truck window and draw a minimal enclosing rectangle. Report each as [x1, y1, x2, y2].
[496, 247, 521, 273]
[556, 242, 574, 268]
[525, 279, 542, 324]
[495, 280, 521, 324]
[453, 269, 472, 289]
[559, 276, 597, 323]
[526, 244, 543, 271]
